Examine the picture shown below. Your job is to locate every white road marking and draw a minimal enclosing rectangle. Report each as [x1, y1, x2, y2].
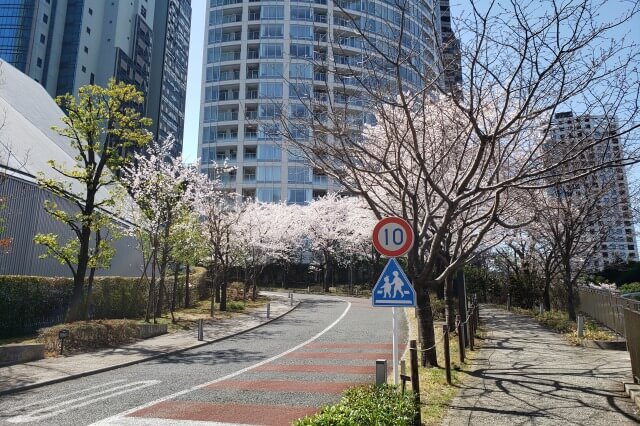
[91, 300, 352, 426]
[3, 380, 127, 414]
[7, 380, 161, 424]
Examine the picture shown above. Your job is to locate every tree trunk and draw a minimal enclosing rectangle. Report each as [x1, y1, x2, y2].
[564, 258, 576, 321]
[170, 263, 179, 322]
[543, 273, 552, 312]
[67, 224, 92, 321]
[155, 219, 172, 318]
[220, 264, 228, 311]
[185, 263, 190, 308]
[416, 280, 438, 367]
[85, 230, 100, 320]
[444, 275, 456, 331]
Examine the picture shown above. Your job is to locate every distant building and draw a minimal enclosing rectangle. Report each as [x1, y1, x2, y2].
[0, 0, 190, 155]
[439, 0, 462, 97]
[147, 0, 191, 156]
[550, 111, 637, 270]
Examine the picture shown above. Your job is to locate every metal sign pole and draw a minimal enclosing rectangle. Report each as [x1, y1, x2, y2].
[392, 307, 398, 385]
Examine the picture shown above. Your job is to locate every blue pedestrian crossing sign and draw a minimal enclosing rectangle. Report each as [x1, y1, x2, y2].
[372, 258, 416, 307]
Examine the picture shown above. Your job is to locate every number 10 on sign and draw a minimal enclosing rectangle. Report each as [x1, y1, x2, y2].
[372, 217, 414, 257]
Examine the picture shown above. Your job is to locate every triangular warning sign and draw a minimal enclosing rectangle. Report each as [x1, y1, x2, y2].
[372, 258, 416, 307]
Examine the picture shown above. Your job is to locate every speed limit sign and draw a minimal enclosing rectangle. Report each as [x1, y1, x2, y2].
[372, 217, 414, 257]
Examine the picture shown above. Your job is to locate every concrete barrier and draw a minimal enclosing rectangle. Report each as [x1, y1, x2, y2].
[136, 324, 168, 339]
[0, 344, 45, 367]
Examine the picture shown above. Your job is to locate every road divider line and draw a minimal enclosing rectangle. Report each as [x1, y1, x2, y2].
[90, 300, 352, 426]
[7, 380, 161, 424]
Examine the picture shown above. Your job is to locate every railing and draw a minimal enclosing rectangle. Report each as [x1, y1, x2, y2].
[578, 287, 640, 383]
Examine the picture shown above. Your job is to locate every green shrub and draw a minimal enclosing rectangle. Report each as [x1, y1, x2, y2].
[295, 385, 417, 426]
[37, 320, 138, 354]
[0, 276, 73, 339]
[619, 282, 640, 294]
[227, 301, 245, 311]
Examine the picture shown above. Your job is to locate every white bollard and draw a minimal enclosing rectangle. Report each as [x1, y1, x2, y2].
[577, 315, 584, 338]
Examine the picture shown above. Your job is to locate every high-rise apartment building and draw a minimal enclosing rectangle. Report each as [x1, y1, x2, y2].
[550, 111, 637, 270]
[199, 0, 443, 203]
[0, 0, 191, 154]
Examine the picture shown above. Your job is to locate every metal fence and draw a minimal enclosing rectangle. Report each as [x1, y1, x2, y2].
[578, 287, 640, 383]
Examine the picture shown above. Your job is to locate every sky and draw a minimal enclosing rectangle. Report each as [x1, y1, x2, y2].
[181, 0, 640, 162]
[182, 0, 206, 163]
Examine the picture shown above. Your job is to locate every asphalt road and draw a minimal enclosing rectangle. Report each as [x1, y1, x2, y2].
[0, 293, 407, 426]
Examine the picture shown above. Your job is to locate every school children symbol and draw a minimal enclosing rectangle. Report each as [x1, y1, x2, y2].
[372, 258, 416, 307]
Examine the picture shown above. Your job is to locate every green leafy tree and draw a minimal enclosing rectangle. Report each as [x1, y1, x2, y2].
[34, 81, 152, 320]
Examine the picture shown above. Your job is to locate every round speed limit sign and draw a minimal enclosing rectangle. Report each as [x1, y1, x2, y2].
[372, 217, 414, 257]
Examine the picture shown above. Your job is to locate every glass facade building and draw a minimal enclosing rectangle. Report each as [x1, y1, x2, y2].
[199, 0, 442, 203]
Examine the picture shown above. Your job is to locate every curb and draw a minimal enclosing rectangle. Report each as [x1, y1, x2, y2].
[0, 300, 301, 396]
[624, 383, 640, 410]
[581, 339, 627, 351]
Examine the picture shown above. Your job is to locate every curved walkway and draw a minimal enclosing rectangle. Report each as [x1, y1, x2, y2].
[444, 306, 639, 425]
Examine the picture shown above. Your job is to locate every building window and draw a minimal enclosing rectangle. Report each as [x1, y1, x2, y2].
[84, 46, 88, 53]
[43, 14, 48, 23]
[290, 25, 313, 40]
[40, 34, 46, 44]
[36, 57, 43, 68]
[259, 63, 282, 78]
[257, 166, 281, 183]
[288, 166, 310, 183]
[259, 43, 283, 59]
[86, 27, 91, 34]
[141, 6, 147, 18]
[260, 5, 284, 19]
[257, 188, 281, 203]
[81, 65, 86, 72]
[89, 7, 93, 15]
[288, 189, 309, 204]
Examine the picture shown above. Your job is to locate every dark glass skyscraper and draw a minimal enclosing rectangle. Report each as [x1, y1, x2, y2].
[0, 0, 191, 156]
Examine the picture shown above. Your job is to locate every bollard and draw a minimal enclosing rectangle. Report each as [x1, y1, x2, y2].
[443, 325, 452, 385]
[197, 319, 204, 341]
[401, 359, 406, 377]
[375, 359, 387, 385]
[409, 340, 421, 426]
[307, 286, 310, 294]
[539, 303, 543, 315]
[507, 293, 511, 311]
[290, 294, 293, 306]
[457, 314, 465, 364]
[267, 303, 271, 319]
[577, 315, 584, 338]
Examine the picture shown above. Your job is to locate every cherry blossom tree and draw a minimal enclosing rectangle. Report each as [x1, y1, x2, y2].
[281, 1, 640, 365]
[122, 137, 209, 320]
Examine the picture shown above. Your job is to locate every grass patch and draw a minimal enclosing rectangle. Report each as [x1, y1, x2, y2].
[403, 307, 484, 425]
[227, 301, 245, 311]
[510, 307, 618, 345]
[295, 384, 417, 426]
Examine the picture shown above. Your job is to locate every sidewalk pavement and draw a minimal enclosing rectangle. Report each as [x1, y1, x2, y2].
[444, 306, 639, 425]
[0, 294, 297, 396]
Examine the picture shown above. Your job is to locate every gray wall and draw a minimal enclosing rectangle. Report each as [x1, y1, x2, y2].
[0, 175, 144, 277]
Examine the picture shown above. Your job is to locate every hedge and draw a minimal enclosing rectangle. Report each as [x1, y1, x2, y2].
[0, 270, 206, 339]
[295, 385, 417, 426]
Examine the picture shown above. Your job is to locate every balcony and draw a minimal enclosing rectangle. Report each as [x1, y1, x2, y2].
[313, 175, 328, 185]
[246, 90, 259, 99]
[248, 12, 260, 21]
[222, 14, 242, 24]
[248, 31, 260, 40]
[220, 32, 242, 42]
[219, 51, 241, 62]
[314, 72, 327, 82]
[247, 50, 259, 59]
[218, 70, 240, 81]
[217, 111, 239, 121]
[314, 14, 327, 23]
[246, 69, 259, 79]
[245, 110, 258, 119]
